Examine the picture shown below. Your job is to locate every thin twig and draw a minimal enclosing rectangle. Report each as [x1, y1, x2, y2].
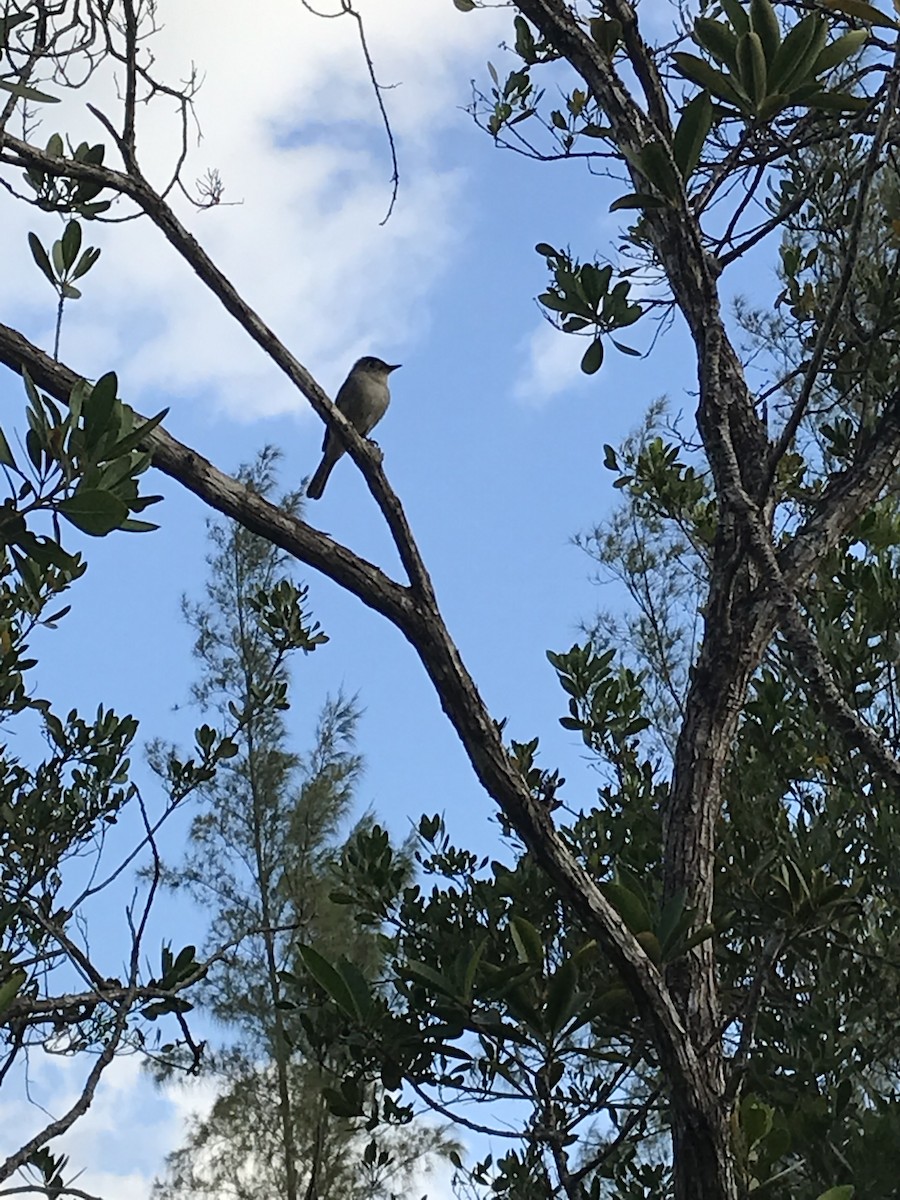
[301, 0, 400, 224]
[342, 0, 400, 226]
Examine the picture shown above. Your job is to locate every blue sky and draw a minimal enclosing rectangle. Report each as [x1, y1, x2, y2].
[0, 0, 746, 1194]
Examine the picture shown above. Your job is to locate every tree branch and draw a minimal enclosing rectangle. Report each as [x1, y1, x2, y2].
[0, 132, 433, 600]
[0, 320, 712, 1132]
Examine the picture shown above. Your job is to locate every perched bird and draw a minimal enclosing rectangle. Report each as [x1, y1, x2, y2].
[306, 356, 401, 500]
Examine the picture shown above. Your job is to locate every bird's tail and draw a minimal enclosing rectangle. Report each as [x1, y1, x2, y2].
[306, 455, 334, 500]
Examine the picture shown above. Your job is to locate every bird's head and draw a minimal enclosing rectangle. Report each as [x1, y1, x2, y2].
[354, 356, 401, 376]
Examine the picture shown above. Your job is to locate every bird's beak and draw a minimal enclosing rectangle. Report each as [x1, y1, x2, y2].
[387, 363, 401, 373]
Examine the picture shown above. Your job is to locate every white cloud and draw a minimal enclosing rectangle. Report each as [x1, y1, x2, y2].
[512, 319, 591, 407]
[3, 0, 508, 419]
[0, 1053, 218, 1200]
[0, 1049, 463, 1200]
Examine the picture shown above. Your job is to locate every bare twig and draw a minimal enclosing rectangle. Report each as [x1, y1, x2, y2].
[301, 0, 400, 224]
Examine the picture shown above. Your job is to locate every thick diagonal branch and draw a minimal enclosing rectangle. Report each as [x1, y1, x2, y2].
[0, 131, 435, 602]
[0, 321, 713, 1139]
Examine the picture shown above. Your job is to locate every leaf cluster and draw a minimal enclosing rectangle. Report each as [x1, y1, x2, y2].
[535, 245, 643, 373]
[23, 133, 111, 218]
[0, 370, 166, 595]
[675, 0, 871, 120]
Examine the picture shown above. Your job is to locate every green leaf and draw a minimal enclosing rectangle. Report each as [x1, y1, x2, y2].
[546, 1059, 564, 1088]
[83, 372, 119, 447]
[609, 192, 669, 211]
[77, 200, 111, 218]
[97, 454, 141, 494]
[0, 425, 16, 470]
[539, 290, 570, 312]
[0, 79, 59, 103]
[128, 491, 163, 513]
[750, 0, 781, 64]
[403, 959, 460, 999]
[29, 537, 78, 571]
[761, 1123, 792, 1162]
[615, 864, 652, 917]
[58, 489, 128, 536]
[680, 922, 716, 952]
[73, 179, 104, 203]
[619, 304, 642, 327]
[510, 916, 544, 967]
[589, 16, 623, 54]
[514, 15, 537, 62]
[694, 17, 739, 70]
[804, 90, 868, 110]
[334, 958, 373, 1020]
[639, 140, 681, 200]
[67, 380, 88, 428]
[116, 511, 157, 535]
[673, 91, 713, 181]
[322, 1086, 363, 1118]
[0, 968, 27, 1016]
[461, 937, 488, 1003]
[601, 881, 652, 933]
[671, 52, 749, 108]
[657, 889, 688, 950]
[815, 1188, 854, 1200]
[172, 944, 197, 976]
[741, 1094, 774, 1147]
[51, 237, 66, 277]
[107, 407, 168, 458]
[72, 246, 100, 282]
[768, 15, 826, 93]
[297, 944, 358, 1017]
[580, 262, 612, 306]
[720, 0, 750, 35]
[813, 28, 869, 74]
[28, 233, 56, 286]
[453, 0, 476, 9]
[736, 31, 768, 106]
[545, 958, 579, 1033]
[25, 428, 44, 472]
[611, 338, 641, 356]
[636, 930, 662, 963]
[24, 387, 46, 437]
[581, 339, 605, 374]
[757, 92, 790, 118]
[822, 0, 897, 26]
[60, 221, 82, 271]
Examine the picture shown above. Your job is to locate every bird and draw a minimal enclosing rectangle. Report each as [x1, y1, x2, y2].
[306, 356, 401, 499]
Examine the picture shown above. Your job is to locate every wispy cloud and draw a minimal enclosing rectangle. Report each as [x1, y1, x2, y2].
[0, 1050, 462, 1200]
[5, 0, 507, 419]
[0, 1054, 217, 1200]
[511, 319, 592, 408]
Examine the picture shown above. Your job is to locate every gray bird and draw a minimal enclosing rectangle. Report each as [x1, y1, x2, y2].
[306, 356, 401, 499]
